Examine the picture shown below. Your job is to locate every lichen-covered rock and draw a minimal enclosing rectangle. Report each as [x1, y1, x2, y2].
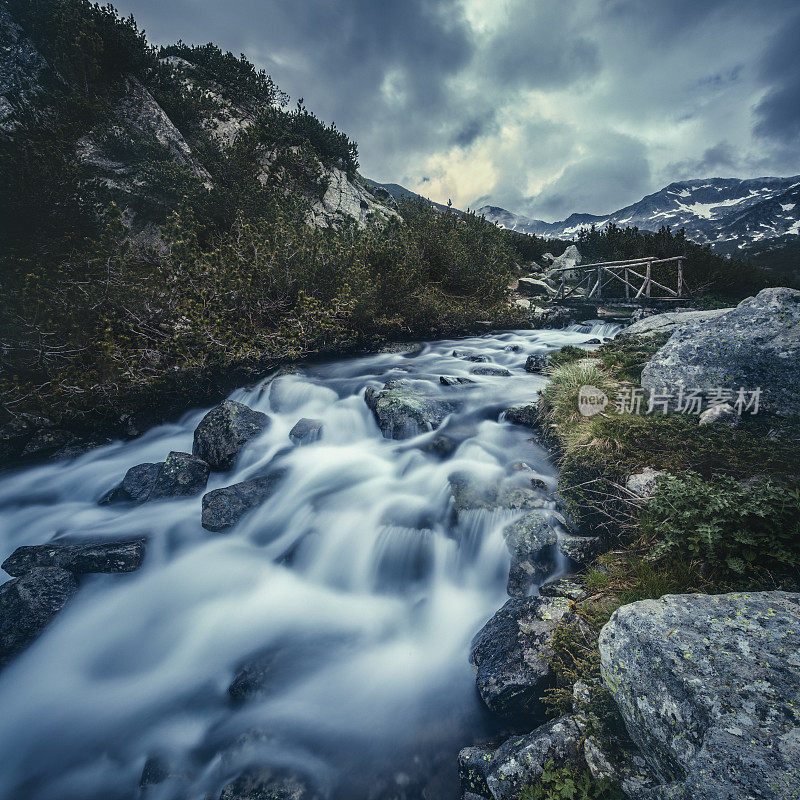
[599, 591, 800, 800]
[484, 715, 584, 799]
[503, 404, 539, 428]
[2, 538, 146, 576]
[458, 746, 493, 798]
[558, 533, 602, 565]
[525, 353, 549, 373]
[439, 375, 476, 386]
[449, 473, 545, 514]
[148, 451, 210, 500]
[20, 428, 76, 459]
[622, 308, 731, 337]
[641, 287, 800, 416]
[502, 513, 557, 597]
[698, 402, 738, 427]
[219, 767, 321, 800]
[193, 400, 271, 470]
[625, 468, 665, 499]
[201, 472, 285, 532]
[0, 567, 78, 668]
[469, 596, 572, 715]
[289, 417, 323, 445]
[539, 575, 586, 602]
[365, 379, 456, 439]
[99, 462, 161, 504]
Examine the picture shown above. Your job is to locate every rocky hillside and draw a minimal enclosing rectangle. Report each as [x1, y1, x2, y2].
[478, 176, 800, 260]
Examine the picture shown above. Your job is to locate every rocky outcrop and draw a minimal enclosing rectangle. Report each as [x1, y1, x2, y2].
[622, 308, 731, 337]
[201, 472, 285, 532]
[517, 278, 553, 298]
[193, 400, 271, 471]
[547, 245, 582, 280]
[469, 596, 572, 715]
[0, 567, 78, 667]
[641, 287, 800, 416]
[307, 167, 397, 229]
[365, 379, 456, 439]
[599, 591, 800, 800]
[539, 575, 586, 601]
[2, 538, 146, 576]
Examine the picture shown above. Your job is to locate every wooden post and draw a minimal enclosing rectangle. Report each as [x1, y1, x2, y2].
[677, 257, 683, 297]
[597, 265, 602, 299]
[645, 260, 652, 298]
[625, 267, 630, 299]
[558, 274, 565, 300]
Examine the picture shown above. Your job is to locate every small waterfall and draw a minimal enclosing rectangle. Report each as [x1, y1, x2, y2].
[0, 324, 618, 800]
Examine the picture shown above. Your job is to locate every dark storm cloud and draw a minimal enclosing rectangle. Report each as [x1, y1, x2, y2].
[754, 11, 800, 144]
[116, 0, 800, 219]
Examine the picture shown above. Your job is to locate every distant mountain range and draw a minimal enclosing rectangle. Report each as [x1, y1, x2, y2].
[368, 177, 800, 263]
[476, 176, 800, 258]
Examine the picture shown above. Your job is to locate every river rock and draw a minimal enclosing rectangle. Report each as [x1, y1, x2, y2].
[201, 472, 285, 532]
[503, 404, 538, 428]
[192, 400, 271, 470]
[458, 746, 493, 798]
[524, 353, 549, 373]
[452, 350, 489, 362]
[289, 417, 323, 445]
[219, 768, 320, 800]
[0, 566, 78, 667]
[539, 575, 586, 602]
[439, 375, 475, 386]
[365, 379, 456, 439]
[149, 451, 210, 500]
[622, 308, 731, 337]
[641, 287, 800, 416]
[99, 461, 161, 504]
[469, 596, 572, 715]
[558, 533, 602, 565]
[470, 365, 511, 377]
[485, 715, 584, 799]
[2, 538, 146, 576]
[599, 591, 800, 800]
[503, 513, 557, 597]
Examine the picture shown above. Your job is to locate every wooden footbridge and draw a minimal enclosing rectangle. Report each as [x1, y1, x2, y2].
[551, 256, 688, 304]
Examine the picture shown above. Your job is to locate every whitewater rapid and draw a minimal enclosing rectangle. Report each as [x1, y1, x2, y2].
[0, 322, 618, 800]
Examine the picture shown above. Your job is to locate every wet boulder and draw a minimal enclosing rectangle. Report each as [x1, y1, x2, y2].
[600, 591, 800, 800]
[20, 428, 77, 459]
[449, 472, 545, 514]
[439, 375, 475, 386]
[458, 746, 493, 798]
[149, 451, 210, 500]
[99, 462, 161, 504]
[2, 538, 146, 576]
[365, 379, 456, 440]
[0, 566, 78, 667]
[485, 715, 585, 800]
[193, 400, 271, 470]
[452, 350, 489, 362]
[503, 513, 557, 597]
[288, 417, 323, 445]
[201, 472, 284, 532]
[503, 404, 539, 428]
[524, 353, 549, 373]
[470, 365, 511, 377]
[557, 533, 602, 565]
[469, 595, 572, 715]
[539, 575, 586, 602]
[219, 767, 321, 800]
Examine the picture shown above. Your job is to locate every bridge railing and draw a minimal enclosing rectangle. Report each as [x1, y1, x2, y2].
[551, 256, 687, 302]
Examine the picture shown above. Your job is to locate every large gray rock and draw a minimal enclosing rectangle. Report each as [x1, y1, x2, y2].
[2, 538, 146, 576]
[517, 277, 553, 298]
[288, 417, 323, 445]
[201, 473, 285, 532]
[0, 567, 78, 667]
[99, 462, 161, 504]
[622, 308, 731, 337]
[469, 596, 572, 715]
[365, 379, 456, 439]
[641, 288, 800, 416]
[485, 715, 585, 800]
[557, 533, 603, 565]
[149, 451, 210, 500]
[219, 767, 320, 800]
[193, 400, 271, 470]
[599, 591, 800, 800]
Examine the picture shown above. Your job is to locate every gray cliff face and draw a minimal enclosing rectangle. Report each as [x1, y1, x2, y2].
[599, 591, 800, 800]
[641, 287, 800, 416]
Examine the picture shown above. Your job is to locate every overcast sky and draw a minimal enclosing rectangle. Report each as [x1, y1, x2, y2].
[117, 0, 800, 221]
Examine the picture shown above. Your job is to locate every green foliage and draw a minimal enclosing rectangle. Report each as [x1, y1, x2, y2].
[539, 362, 619, 426]
[596, 333, 670, 383]
[547, 346, 587, 371]
[643, 473, 800, 575]
[520, 762, 623, 800]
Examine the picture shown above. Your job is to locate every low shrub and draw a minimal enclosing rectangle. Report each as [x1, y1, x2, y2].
[539, 363, 620, 427]
[520, 762, 623, 800]
[547, 345, 588, 371]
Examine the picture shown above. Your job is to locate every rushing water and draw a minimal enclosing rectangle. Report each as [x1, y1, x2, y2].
[0, 323, 618, 800]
